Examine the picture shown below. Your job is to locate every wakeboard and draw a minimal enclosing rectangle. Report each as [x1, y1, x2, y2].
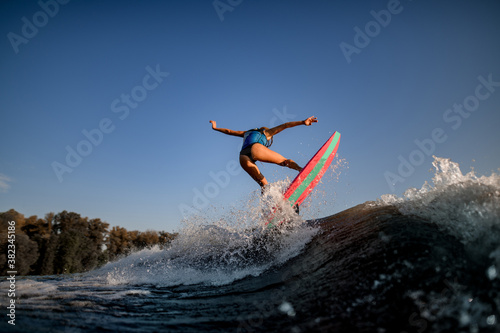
[266, 131, 341, 227]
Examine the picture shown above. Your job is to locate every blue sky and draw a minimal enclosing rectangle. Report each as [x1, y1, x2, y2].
[1, 0, 499, 232]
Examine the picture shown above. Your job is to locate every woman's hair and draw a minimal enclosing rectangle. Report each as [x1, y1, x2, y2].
[259, 127, 273, 147]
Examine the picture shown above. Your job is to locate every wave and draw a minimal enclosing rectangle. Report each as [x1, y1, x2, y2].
[4, 156, 499, 332]
[378, 157, 500, 246]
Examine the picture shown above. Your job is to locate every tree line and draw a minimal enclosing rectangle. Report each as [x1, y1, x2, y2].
[0, 209, 177, 276]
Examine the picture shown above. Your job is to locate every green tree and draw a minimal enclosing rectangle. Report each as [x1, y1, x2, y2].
[14, 234, 39, 275]
[51, 212, 110, 274]
[54, 230, 84, 274]
[0, 208, 176, 275]
[39, 234, 58, 275]
[0, 210, 39, 275]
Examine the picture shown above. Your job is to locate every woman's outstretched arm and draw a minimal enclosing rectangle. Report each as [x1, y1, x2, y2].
[265, 116, 318, 138]
[209, 120, 245, 137]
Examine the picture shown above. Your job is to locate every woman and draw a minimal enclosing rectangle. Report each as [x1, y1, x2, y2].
[209, 116, 318, 189]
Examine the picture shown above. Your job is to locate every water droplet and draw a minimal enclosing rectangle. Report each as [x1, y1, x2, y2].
[279, 301, 296, 317]
[459, 311, 470, 325]
[486, 265, 497, 280]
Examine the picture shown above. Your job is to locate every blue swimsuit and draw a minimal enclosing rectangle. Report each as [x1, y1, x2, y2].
[240, 129, 272, 162]
[241, 130, 270, 150]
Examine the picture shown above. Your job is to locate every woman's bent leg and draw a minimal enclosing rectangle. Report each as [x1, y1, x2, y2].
[251, 144, 302, 171]
[239, 155, 268, 187]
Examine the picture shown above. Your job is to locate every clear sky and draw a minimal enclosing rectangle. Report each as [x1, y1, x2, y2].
[1, 0, 499, 232]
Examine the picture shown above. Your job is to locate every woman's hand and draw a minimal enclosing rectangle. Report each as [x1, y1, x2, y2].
[209, 120, 217, 129]
[304, 116, 318, 126]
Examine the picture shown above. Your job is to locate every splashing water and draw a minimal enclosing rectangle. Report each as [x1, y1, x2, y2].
[94, 181, 319, 287]
[377, 156, 500, 298]
[378, 156, 500, 244]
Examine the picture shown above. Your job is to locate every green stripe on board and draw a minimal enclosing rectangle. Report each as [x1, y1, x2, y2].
[288, 133, 339, 204]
